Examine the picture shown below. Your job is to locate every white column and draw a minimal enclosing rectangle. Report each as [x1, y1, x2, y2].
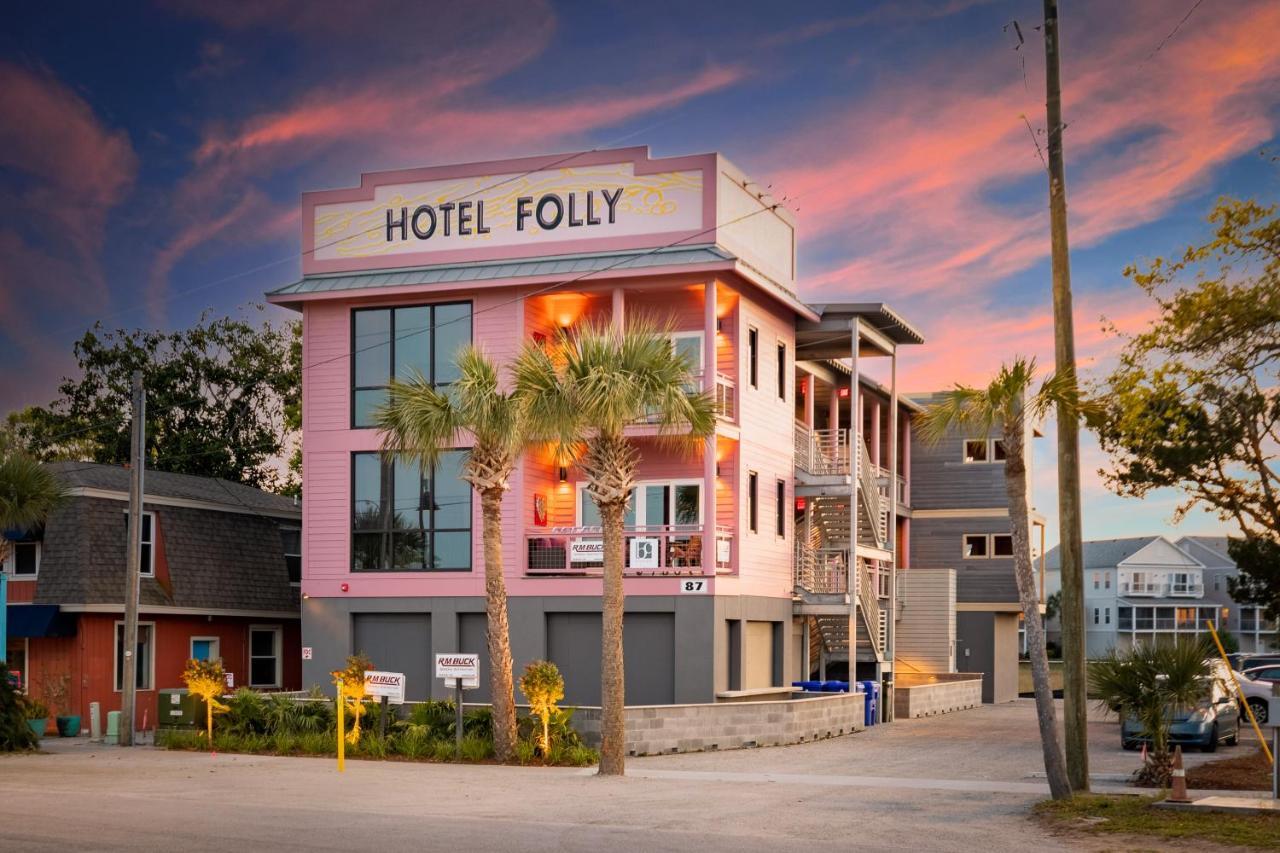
[704, 281, 717, 574]
[612, 287, 624, 332]
[849, 318, 860, 674]
[804, 373, 815, 429]
[887, 344, 899, 721]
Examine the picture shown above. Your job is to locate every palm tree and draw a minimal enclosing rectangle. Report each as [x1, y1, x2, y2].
[513, 319, 716, 776]
[919, 358, 1087, 800]
[0, 451, 67, 566]
[373, 346, 526, 763]
[1090, 638, 1211, 786]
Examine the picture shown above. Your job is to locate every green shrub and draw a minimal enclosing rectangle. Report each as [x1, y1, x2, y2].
[271, 731, 297, 754]
[517, 708, 582, 750]
[355, 734, 389, 759]
[519, 660, 564, 757]
[222, 689, 269, 736]
[22, 696, 50, 720]
[514, 739, 537, 765]
[562, 745, 599, 767]
[156, 728, 204, 750]
[408, 700, 456, 740]
[394, 728, 434, 759]
[462, 706, 493, 740]
[0, 665, 38, 751]
[431, 739, 457, 762]
[459, 734, 493, 762]
[296, 732, 332, 756]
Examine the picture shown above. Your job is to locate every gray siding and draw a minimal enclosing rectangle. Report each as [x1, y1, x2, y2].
[300, 594, 787, 704]
[352, 613, 433, 701]
[908, 431, 1010, 510]
[910, 516, 1018, 603]
[896, 569, 956, 671]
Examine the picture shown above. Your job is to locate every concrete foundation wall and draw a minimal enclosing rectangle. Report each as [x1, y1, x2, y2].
[893, 673, 983, 718]
[570, 692, 864, 755]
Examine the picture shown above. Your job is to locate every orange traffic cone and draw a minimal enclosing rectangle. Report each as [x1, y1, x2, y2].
[1168, 745, 1191, 803]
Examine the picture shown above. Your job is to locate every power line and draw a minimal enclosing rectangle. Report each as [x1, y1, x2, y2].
[1142, 0, 1208, 65]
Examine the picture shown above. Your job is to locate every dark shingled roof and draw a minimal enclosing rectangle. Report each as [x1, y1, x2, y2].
[26, 465, 300, 613]
[46, 462, 300, 516]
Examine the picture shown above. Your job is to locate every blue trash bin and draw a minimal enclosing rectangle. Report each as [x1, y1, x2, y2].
[859, 680, 879, 726]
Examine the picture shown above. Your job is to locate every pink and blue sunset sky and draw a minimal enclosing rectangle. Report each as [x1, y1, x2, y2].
[2, 0, 1278, 546]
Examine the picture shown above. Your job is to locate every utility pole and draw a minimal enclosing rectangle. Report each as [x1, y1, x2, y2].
[120, 370, 145, 747]
[1043, 0, 1088, 793]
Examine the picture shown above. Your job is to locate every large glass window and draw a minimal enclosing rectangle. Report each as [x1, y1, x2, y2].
[352, 302, 472, 427]
[576, 482, 701, 528]
[352, 451, 471, 571]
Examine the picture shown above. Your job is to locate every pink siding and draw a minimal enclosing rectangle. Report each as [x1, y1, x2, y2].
[299, 274, 798, 602]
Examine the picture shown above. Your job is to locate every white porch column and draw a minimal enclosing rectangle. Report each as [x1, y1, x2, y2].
[886, 345, 899, 722]
[704, 281, 717, 570]
[849, 318, 860, 674]
[612, 287, 624, 331]
[804, 373, 815, 429]
[871, 399, 882, 469]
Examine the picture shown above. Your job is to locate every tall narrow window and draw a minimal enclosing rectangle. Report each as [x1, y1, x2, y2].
[123, 511, 156, 576]
[747, 472, 759, 533]
[280, 528, 301, 585]
[776, 342, 786, 400]
[775, 479, 786, 538]
[747, 327, 759, 389]
[352, 450, 472, 571]
[352, 302, 472, 428]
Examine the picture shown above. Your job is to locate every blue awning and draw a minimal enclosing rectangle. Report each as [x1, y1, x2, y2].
[5, 604, 77, 638]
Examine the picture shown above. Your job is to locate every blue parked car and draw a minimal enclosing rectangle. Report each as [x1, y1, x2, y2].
[1120, 672, 1240, 752]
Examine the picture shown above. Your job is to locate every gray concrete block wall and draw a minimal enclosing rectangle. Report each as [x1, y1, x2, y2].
[893, 675, 982, 718]
[570, 692, 864, 756]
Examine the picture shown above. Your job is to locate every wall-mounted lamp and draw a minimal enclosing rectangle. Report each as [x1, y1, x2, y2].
[558, 466, 568, 483]
[716, 318, 725, 334]
[715, 462, 721, 477]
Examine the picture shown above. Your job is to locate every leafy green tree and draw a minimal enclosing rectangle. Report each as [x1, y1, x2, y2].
[9, 308, 300, 493]
[373, 346, 527, 763]
[1044, 590, 1062, 623]
[514, 320, 716, 776]
[1097, 198, 1280, 606]
[1227, 537, 1280, 620]
[1089, 637, 1212, 786]
[920, 358, 1092, 800]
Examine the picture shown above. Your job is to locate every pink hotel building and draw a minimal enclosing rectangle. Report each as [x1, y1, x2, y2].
[268, 147, 970, 708]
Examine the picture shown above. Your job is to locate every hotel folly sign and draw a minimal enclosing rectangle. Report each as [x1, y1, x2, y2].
[308, 160, 704, 266]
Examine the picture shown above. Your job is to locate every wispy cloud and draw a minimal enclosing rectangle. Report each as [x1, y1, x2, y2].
[777, 0, 1280, 300]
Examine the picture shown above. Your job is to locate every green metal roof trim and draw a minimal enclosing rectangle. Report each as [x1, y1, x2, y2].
[269, 244, 736, 296]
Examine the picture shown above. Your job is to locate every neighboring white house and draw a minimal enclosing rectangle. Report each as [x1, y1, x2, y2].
[1043, 535, 1279, 657]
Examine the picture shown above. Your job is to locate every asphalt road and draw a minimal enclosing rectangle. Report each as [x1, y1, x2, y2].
[0, 700, 1255, 852]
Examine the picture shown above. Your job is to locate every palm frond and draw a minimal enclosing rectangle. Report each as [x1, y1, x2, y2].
[0, 452, 67, 532]
[372, 370, 461, 470]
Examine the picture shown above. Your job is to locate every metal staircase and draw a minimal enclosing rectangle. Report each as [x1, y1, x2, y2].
[794, 424, 893, 672]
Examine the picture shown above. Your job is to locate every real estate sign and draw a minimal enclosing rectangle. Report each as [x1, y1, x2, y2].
[435, 653, 479, 689]
[364, 670, 406, 704]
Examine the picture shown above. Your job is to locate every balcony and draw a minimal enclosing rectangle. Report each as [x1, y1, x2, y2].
[525, 524, 732, 577]
[1168, 582, 1204, 597]
[1120, 581, 1163, 597]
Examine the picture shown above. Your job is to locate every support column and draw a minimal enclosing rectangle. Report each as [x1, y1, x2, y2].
[804, 373, 815, 429]
[849, 319, 860, 678]
[886, 345, 899, 722]
[612, 287, 624, 332]
[902, 415, 912, 505]
[829, 383, 839, 430]
[704, 281, 717, 572]
[871, 399, 882, 470]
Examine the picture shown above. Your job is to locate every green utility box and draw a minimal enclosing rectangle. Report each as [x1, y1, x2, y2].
[157, 688, 203, 728]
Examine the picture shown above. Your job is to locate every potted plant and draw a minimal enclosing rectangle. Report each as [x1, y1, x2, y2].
[45, 674, 80, 737]
[23, 696, 50, 738]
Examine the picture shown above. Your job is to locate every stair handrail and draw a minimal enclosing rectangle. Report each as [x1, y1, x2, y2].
[856, 436, 888, 547]
[855, 556, 882, 657]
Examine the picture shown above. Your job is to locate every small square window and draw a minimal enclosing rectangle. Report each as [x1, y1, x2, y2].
[8, 541, 39, 577]
[963, 440, 988, 463]
[991, 534, 1013, 557]
[963, 534, 988, 558]
[992, 440, 1007, 461]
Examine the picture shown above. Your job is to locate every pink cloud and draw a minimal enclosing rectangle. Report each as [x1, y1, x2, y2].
[776, 0, 1280, 301]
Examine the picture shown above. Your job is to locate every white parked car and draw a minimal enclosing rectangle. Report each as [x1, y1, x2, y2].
[1232, 666, 1279, 725]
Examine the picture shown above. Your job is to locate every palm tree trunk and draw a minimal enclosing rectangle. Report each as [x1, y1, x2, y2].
[480, 489, 518, 763]
[598, 500, 627, 776]
[1004, 414, 1073, 800]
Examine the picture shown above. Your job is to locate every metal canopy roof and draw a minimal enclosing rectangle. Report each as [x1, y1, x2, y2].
[268, 245, 736, 298]
[803, 303, 926, 345]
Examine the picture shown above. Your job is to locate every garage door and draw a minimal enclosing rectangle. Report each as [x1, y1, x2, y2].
[546, 612, 674, 706]
[352, 613, 431, 701]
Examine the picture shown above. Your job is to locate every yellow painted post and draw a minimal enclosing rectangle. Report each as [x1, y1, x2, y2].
[1205, 620, 1273, 765]
[206, 699, 212, 742]
[336, 681, 345, 773]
